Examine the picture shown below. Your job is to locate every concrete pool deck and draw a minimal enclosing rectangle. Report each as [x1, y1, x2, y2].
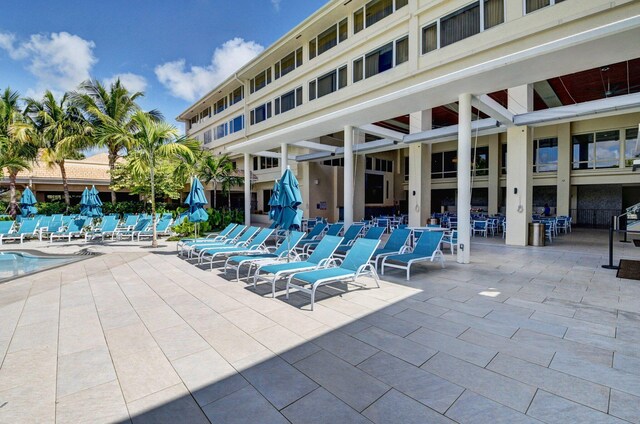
[0, 229, 639, 423]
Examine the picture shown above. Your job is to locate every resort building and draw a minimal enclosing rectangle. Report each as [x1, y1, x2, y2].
[177, 0, 640, 262]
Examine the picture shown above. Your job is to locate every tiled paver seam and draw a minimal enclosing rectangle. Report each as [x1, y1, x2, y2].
[0, 280, 33, 369]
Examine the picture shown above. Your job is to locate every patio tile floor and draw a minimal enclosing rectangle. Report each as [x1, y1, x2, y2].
[0, 229, 639, 423]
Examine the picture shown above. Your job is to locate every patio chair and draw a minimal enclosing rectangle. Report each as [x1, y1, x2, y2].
[291, 223, 327, 251]
[203, 228, 275, 269]
[115, 218, 151, 241]
[334, 226, 385, 257]
[253, 235, 343, 298]
[370, 228, 412, 270]
[136, 218, 173, 241]
[0, 219, 39, 244]
[179, 224, 245, 256]
[472, 220, 488, 237]
[85, 216, 119, 241]
[50, 218, 88, 242]
[441, 230, 458, 254]
[118, 214, 139, 231]
[192, 226, 260, 260]
[285, 238, 381, 310]
[0, 221, 16, 244]
[39, 216, 63, 241]
[297, 223, 342, 253]
[381, 231, 445, 280]
[224, 231, 306, 281]
[177, 223, 238, 250]
[304, 223, 361, 254]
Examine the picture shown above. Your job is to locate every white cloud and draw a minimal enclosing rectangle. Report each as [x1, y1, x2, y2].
[155, 37, 263, 102]
[271, 0, 281, 11]
[103, 72, 148, 93]
[0, 31, 96, 93]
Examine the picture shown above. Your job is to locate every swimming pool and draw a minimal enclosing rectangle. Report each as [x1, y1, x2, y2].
[0, 251, 81, 281]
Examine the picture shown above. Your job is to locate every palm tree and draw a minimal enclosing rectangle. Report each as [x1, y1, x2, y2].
[26, 91, 91, 206]
[102, 111, 199, 247]
[73, 79, 161, 203]
[198, 154, 242, 209]
[0, 88, 38, 216]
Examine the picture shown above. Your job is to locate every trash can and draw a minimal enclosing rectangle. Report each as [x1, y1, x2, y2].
[528, 223, 545, 246]
[428, 218, 439, 226]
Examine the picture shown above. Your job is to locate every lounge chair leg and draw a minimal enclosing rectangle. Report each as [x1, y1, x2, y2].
[310, 285, 317, 311]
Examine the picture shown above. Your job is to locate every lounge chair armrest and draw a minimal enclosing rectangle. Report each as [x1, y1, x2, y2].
[297, 253, 310, 260]
[325, 258, 342, 267]
[399, 246, 412, 254]
[265, 246, 277, 253]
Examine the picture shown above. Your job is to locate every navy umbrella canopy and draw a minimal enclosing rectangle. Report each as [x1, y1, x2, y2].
[19, 187, 37, 217]
[275, 168, 303, 231]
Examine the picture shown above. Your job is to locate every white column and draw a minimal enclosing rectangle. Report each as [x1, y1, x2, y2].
[487, 134, 500, 215]
[408, 110, 432, 227]
[344, 125, 354, 227]
[244, 153, 251, 226]
[280, 142, 288, 175]
[457, 93, 472, 264]
[506, 85, 533, 246]
[556, 123, 571, 216]
[354, 130, 366, 222]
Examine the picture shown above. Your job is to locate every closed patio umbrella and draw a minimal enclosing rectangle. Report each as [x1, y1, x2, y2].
[19, 187, 37, 217]
[88, 185, 103, 217]
[185, 177, 209, 239]
[268, 180, 281, 222]
[275, 168, 303, 260]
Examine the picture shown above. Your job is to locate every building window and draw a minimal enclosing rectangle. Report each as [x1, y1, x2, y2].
[214, 98, 227, 115]
[365, 42, 393, 78]
[533, 137, 558, 172]
[353, 58, 364, 83]
[323, 158, 344, 167]
[572, 130, 620, 170]
[275, 48, 303, 79]
[501, 143, 507, 174]
[354, 9, 364, 34]
[309, 66, 348, 100]
[404, 156, 409, 181]
[275, 87, 303, 115]
[354, 0, 407, 35]
[230, 87, 243, 105]
[250, 68, 272, 94]
[203, 129, 212, 144]
[431, 151, 457, 179]
[395, 36, 409, 65]
[525, 0, 564, 14]
[214, 123, 227, 140]
[250, 102, 272, 125]
[473, 146, 489, 176]
[338, 18, 348, 43]
[625, 128, 639, 167]
[309, 39, 317, 60]
[253, 157, 279, 171]
[199, 107, 211, 121]
[309, 19, 350, 60]
[229, 115, 244, 134]
[366, 157, 393, 172]
[422, 0, 504, 53]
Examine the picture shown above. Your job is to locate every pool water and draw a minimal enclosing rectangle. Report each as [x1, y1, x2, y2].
[0, 251, 79, 280]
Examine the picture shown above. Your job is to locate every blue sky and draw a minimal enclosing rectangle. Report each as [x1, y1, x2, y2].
[0, 0, 327, 128]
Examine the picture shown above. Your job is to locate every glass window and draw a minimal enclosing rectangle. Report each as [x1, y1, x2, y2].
[595, 130, 620, 168]
[396, 0, 408, 9]
[338, 65, 347, 89]
[440, 2, 480, 48]
[422, 23, 437, 54]
[625, 128, 639, 167]
[296, 47, 303, 67]
[280, 51, 296, 78]
[404, 156, 409, 181]
[431, 152, 443, 179]
[533, 137, 558, 172]
[309, 39, 317, 60]
[296, 87, 303, 108]
[501, 143, 507, 174]
[214, 123, 227, 140]
[338, 18, 348, 43]
[253, 156, 258, 171]
[395, 36, 408, 65]
[366, 0, 393, 28]
[251, 70, 269, 94]
[473, 146, 489, 176]
[231, 87, 243, 105]
[309, 80, 317, 101]
[203, 130, 212, 144]
[274, 62, 281, 79]
[354, 8, 364, 33]
[365, 42, 393, 78]
[317, 25, 338, 56]
[484, 0, 504, 29]
[353, 58, 364, 83]
[229, 115, 244, 134]
[572, 133, 594, 169]
[251, 103, 271, 125]
[526, 0, 550, 13]
[317, 70, 337, 98]
[443, 151, 457, 177]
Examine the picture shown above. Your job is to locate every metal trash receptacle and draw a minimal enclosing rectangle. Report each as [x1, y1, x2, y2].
[528, 223, 545, 246]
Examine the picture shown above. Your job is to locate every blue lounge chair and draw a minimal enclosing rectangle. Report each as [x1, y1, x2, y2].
[38, 216, 63, 241]
[85, 216, 119, 241]
[136, 218, 173, 240]
[193, 226, 260, 261]
[118, 214, 139, 230]
[297, 223, 343, 254]
[0, 219, 39, 244]
[0, 221, 16, 243]
[305, 223, 363, 254]
[253, 235, 343, 297]
[286, 238, 381, 310]
[115, 218, 151, 241]
[292, 222, 327, 250]
[381, 231, 445, 280]
[441, 230, 458, 254]
[50, 218, 88, 242]
[180, 224, 245, 256]
[371, 228, 412, 269]
[334, 226, 385, 257]
[224, 231, 306, 281]
[203, 228, 275, 269]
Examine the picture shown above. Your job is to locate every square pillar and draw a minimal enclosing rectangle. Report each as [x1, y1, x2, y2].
[506, 85, 534, 246]
[457, 93, 472, 264]
[487, 134, 500, 215]
[280, 143, 288, 175]
[244, 153, 251, 226]
[556, 123, 571, 216]
[408, 110, 432, 227]
[354, 130, 366, 222]
[344, 125, 354, 227]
